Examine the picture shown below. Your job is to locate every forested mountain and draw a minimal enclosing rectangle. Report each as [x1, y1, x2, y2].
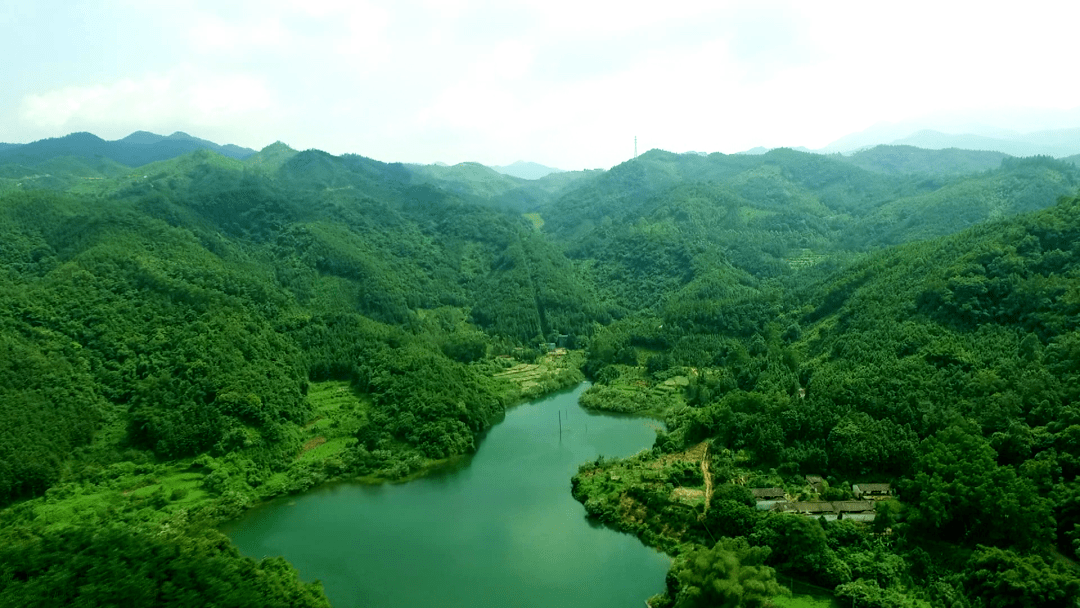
[822, 123, 1080, 158]
[0, 131, 256, 169]
[836, 145, 1010, 176]
[407, 161, 595, 212]
[0, 144, 603, 606]
[489, 160, 565, 180]
[891, 128, 1080, 158]
[0, 145, 601, 492]
[530, 148, 1079, 313]
[2, 133, 1079, 606]
[851, 156, 1080, 247]
[575, 194, 1080, 606]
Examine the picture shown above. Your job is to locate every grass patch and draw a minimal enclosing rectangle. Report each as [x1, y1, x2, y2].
[303, 380, 370, 438]
[307, 380, 370, 420]
[523, 212, 544, 230]
[768, 577, 840, 608]
[772, 593, 840, 608]
[739, 206, 778, 223]
[297, 437, 355, 462]
[296, 380, 370, 462]
[488, 350, 586, 401]
[578, 367, 684, 416]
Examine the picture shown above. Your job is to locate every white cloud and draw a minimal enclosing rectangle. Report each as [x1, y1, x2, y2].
[7, 0, 1080, 166]
[189, 16, 293, 51]
[332, 3, 392, 61]
[19, 67, 278, 144]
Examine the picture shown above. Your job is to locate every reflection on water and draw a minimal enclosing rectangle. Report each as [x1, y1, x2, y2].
[223, 383, 670, 608]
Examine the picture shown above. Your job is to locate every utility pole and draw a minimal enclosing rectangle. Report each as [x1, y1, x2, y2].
[634, 136, 637, 158]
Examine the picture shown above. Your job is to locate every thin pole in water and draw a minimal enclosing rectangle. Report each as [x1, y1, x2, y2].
[558, 410, 562, 440]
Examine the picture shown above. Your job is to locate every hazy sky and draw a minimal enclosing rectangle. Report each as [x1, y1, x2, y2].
[4, 0, 1080, 169]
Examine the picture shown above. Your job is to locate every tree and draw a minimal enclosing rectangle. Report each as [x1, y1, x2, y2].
[903, 425, 1053, 548]
[750, 513, 851, 586]
[666, 537, 787, 608]
[961, 546, 1080, 608]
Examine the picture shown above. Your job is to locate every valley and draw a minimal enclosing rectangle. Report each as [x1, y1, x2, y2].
[1, 133, 1079, 607]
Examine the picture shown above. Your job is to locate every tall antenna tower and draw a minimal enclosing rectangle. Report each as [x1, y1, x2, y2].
[634, 136, 637, 158]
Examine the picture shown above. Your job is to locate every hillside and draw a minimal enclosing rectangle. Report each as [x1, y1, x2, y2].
[533, 148, 1078, 313]
[822, 122, 1080, 158]
[2, 135, 1079, 606]
[892, 128, 1080, 158]
[489, 160, 564, 180]
[0, 131, 256, 168]
[0, 145, 605, 496]
[0, 146, 604, 605]
[575, 194, 1080, 606]
[408, 161, 594, 212]
[837, 145, 1010, 176]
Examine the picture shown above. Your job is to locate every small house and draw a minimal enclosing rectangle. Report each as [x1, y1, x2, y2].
[853, 483, 892, 499]
[752, 488, 788, 511]
[805, 475, 826, 493]
[756, 498, 789, 512]
[833, 500, 878, 523]
[831, 501, 875, 514]
[781, 501, 835, 515]
[750, 488, 786, 501]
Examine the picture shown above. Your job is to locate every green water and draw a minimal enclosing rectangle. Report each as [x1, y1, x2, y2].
[223, 383, 671, 607]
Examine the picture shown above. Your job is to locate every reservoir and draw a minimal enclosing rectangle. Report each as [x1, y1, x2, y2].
[223, 383, 671, 607]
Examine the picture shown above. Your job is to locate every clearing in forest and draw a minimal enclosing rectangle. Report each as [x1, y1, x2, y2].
[299, 380, 369, 461]
[490, 350, 583, 395]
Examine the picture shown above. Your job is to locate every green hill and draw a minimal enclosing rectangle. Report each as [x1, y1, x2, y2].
[837, 144, 1011, 176]
[3, 134, 1080, 606]
[408, 160, 595, 212]
[845, 155, 1079, 247]
[243, 141, 300, 172]
[0, 131, 256, 168]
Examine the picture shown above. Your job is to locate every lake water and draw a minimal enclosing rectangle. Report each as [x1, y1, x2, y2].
[223, 383, 671, 608]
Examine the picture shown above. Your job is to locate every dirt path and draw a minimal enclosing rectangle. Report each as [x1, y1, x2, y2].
[700, 442, 714, 518]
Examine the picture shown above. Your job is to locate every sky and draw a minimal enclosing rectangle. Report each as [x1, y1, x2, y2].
[4, 0, 1080, 170]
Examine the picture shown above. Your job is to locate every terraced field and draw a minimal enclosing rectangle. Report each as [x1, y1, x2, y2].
[298, 380, 369, 463]
[490, 350, 585, 398]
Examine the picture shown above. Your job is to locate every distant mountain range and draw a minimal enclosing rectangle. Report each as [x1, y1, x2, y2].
[6, 126, 1077, 185]
[488, 161, 564, 180]
[0, 131, 257, 168]
[736, 146, 812, 155]
[835, 145, 1012, 176]
[821, 124, 1080, 157]
[887, 128, 1080, 157]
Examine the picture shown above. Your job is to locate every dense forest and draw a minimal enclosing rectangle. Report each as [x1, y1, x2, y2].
[1, 134, 1079, 607]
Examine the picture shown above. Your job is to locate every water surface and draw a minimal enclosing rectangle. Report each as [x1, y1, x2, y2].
[224, 383, 670, 607]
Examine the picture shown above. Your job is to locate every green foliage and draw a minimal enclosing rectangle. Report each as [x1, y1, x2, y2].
[833, 579, 919, 608]
[5, 140, 1080, 605]
[750, 514, 851, 587]
[903, 426, 1053, 548]
[838, 145, 1009, 177]
[960, 546, 1080, 608]
[663, 537, 787, 608]
[0, 522, 329, 607]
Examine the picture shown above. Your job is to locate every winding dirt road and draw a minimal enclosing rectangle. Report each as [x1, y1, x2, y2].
[700, 442, 714, 518]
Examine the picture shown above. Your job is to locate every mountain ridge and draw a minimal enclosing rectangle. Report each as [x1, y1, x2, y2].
[821, 123, 1080, 157]
[489, 160, 565, 180]
[0, 131, 258, 168]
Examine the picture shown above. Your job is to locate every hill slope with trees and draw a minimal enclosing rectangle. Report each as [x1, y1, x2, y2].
[574, 193, 1080, 606]
[2, 135, 1079, 606]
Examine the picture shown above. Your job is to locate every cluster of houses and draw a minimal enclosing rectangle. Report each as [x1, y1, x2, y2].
[750, 476, 893, 523]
